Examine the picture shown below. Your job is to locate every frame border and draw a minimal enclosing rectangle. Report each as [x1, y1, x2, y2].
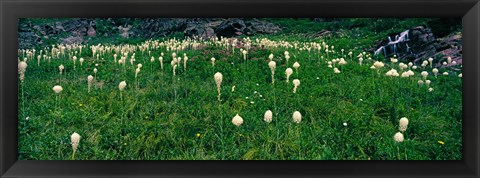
[1, 0, 479, 177]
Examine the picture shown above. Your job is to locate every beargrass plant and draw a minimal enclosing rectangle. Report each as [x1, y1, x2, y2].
[18, 61, 28, 118]
[70, 132, 81, 160]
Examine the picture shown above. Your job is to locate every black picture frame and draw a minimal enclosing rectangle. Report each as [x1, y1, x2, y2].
[1, 0, 479, 177]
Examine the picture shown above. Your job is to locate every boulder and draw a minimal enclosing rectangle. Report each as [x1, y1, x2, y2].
[311, 30, 332, 38]
[131, 18, 189, 38]
[244, 19, 282, 35]
[215, 19, 247, 37]
[184, 26, 216, 39]
[87, 26, 96, 37]
[118, 25, 132, 39]
[183, 18, 281, 38]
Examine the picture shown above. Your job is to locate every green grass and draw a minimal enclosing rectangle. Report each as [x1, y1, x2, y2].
[17, 35, 462, 160]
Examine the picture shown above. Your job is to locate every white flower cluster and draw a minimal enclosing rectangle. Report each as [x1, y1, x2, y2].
[214, 72, 223, 101]
[18, 61, 28, 82]
[52, 85, 63, 94]
[71, 132, 81, 151]
[385, 68, 399, 77]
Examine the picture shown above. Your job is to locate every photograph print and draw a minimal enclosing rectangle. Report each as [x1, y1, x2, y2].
[17, 18, 462, 160]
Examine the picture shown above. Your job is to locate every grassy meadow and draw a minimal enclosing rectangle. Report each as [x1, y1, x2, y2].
[18, 18, 462, 160]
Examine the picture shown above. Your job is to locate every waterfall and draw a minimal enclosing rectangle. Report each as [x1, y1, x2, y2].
[374, 29, 410, 57]
[374, 46, 383, 56]
[374, 46, 387, 57]
[388, 30, 409, 45]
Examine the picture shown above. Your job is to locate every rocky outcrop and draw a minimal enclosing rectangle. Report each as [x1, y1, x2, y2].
[134, 18, 281, 39]
[244, 19, 282, 35]
[215, 19, 247, 37]
[433, 32, 462, 67]
[183, 18, 283, 39]
[18, 18, 282, 49]
[131, 18, 189, 38]
[104, 18, 280, 39]
[18, 18, 96, 49]
[118, 25, 133, 39]
[373, 26, 462, 67]
[184, 20, 220, 39]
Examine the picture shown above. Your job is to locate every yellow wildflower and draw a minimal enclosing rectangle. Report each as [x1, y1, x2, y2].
[438, 141, 445, 145]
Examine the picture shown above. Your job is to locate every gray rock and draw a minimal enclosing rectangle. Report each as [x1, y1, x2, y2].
[118, 25, 132, 39]
[18, 18, 96, 49]
[215, 19, 246, 37]
[87, 26, 96, 37]
[244, 19, 281, 35]
[184, 26, 216, 39]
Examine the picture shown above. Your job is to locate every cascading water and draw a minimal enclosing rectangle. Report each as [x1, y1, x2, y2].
[374, 46, 387, 57]
[374, 29, 410, 57]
